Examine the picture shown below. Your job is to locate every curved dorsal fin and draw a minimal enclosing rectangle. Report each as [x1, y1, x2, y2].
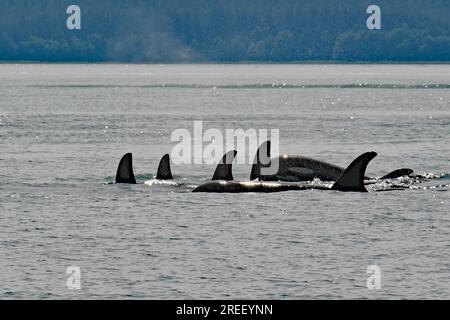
[156, 154, 173, 180]
[116, 153, 137, 184]
[332, 152, 377, 192]
[250, 141, 271, 180]
[212, 150, 237, 181]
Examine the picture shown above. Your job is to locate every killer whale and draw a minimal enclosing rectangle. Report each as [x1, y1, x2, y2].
[156, 154, 173, 180]
[250, 141, 413, 182]
[115, 153, 137, 184]
[115, 151, 236, 184]
[193, 151, 377, 193]
[212, 150, 238, 181]
[115, 153, 174, 184]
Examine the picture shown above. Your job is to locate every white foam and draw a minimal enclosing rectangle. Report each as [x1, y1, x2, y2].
[144, 179, 179, 187]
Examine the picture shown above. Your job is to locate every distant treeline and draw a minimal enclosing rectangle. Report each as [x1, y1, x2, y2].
[1, 0, 450, 62]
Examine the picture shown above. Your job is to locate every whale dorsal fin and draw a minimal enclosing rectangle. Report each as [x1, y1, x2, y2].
[116, 153, 137, 184]
[156, 154, 173, 180]
[381, 168, 413, 180]
[213, 150, 237, 181]
[332, 152, 377, 192]
[250, 141, 271, 180]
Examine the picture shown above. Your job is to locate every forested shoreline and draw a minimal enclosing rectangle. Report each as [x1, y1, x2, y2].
[1, 0, 449, 62]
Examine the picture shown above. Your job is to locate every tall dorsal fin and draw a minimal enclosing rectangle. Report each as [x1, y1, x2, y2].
[156, 154, 173, 180]
[250, 141, 271, 180]
[332, 152, 377, 192]
[381, 168, 413, 180]
[116, 153, 137, 184]
[212, 150, 237, 181]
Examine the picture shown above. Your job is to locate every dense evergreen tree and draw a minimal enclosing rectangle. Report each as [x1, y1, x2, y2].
[0, 0, 449, 62]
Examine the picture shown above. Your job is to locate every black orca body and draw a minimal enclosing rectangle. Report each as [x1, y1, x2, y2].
[250, 141, 413, 182]
[115, 153, 174, 184]
[193, 151, 377, 193]
[192, 181, 327, 193]
[114, 148, 414, 193]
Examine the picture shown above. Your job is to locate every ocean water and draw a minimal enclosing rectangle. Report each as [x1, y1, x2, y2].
[0, 64, 449, 300]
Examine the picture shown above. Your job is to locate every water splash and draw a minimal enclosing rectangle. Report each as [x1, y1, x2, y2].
[144, 179, 181, 187]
